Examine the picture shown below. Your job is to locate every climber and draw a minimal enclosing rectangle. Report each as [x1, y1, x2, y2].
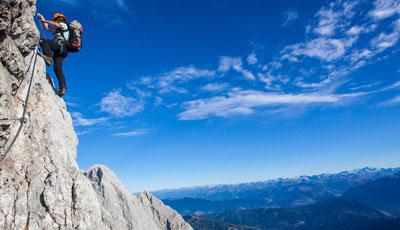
[37, 13, 69, 97]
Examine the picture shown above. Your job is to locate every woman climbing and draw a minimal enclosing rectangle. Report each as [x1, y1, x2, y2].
[38, 13, 69, 97]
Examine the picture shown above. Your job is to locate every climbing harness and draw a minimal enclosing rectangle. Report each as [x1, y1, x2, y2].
[0, 46, 39, 163]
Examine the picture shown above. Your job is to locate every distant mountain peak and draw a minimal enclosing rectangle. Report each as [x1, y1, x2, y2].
[155, 167, 400, 200]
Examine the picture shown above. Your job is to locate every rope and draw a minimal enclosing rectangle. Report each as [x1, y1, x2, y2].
[0, 47, 39, 163]
[38, 14, 47, 40]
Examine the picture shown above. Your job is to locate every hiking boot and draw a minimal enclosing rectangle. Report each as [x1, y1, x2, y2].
[38, 52, 53, 66]
[57, 88, 66, 97]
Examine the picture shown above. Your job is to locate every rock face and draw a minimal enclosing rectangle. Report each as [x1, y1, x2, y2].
[0, 1, 192, 229]
[85, 166, 193, 230]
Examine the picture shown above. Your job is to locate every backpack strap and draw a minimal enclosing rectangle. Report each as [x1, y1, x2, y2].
[56, 23, 70, 43]
[62, 23, 70, 32]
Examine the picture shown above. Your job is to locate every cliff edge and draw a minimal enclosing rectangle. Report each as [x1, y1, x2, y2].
[0, 1, 192, 229]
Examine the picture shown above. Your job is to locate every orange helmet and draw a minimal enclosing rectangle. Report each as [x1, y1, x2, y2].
[53, 13, 66, 21]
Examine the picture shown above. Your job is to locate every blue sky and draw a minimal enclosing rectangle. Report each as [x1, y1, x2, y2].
[38, 0, 400, 192]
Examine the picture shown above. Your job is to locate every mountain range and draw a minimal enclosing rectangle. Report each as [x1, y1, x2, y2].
[157, 167, 400, 215]
[157, 168, 400, 229]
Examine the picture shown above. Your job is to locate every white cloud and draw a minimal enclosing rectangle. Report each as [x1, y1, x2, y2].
[350, 82, 381, 91]
[280, 1, 367, 68]
[218, 56, 243, 72]
[113, 129, 148, 137]
[283, 9, 298, 26]
[100, 90, 144, 117]
[311, 1, 357, 36]
[269, 61, 283, 70]
[161, 66, 215, 83]
[127, 85, 152, 98]
[350, 49, 373, 63]
[202, 83, 230, 92]
[98, 0, 400, 121]
[371, 31, 400, 50]
[159, 66, 215, 93]
[258, 73, 275, 87]
[178, 90, 363, 120]
[258, 73, 288, 90]
[295, 78, 332, 89]
[346, 24, 377, 37]
[390, 81, 400, 89]
[65, 101, 79, 108]
[347, 26, 363, 36]
[219, 56, 256, 80]
[71, 112, 109, 127]
[283, 38, 346, 62]
[241, 70, 256, 81]
[247, 53, 258, 65]
[370, 0, 400, 20]
[76, 129, 97, 136]
[381, 81, 400, 91]
[349, 20, 399, 68]
[138, 76, 153, 86]
[379, 95, 400, 107]
[154, 96, 164, 106]
[314, 6, 340, 36]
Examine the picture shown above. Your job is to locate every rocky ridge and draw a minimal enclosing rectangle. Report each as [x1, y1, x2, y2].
[0, 1, 192, 229]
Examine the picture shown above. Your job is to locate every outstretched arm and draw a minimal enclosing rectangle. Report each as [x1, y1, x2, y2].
[38, 14, 63, 33]
[43, 21, 56, 33]
[44, 20, 64, 29]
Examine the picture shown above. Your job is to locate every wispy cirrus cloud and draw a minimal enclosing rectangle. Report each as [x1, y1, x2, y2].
[158, 66, 216, 94]
[312, 1, 358, 36]
[113, 129, 148, 137]
[275, 0, 400, 92]
[65, 101, 79, 108]
[71, 112, 109, 127]
[349, 82, 382, 91]
[382, 81, 400, 91]
[178, 90, 364, 120]
[100, 90, 144, 117]
[282, 9, 298, 27]
[94, 0, 400, 123]
[378, 95, 400, 107]
[283, 38, 347, 62]
[370, 20, 400, 51]
[247, 53, 258, 65]
[281, 1, 358, 63]
[219, 56, 256, 80]
[370, 0, 400, 20]
[202, 83, 230, 92]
